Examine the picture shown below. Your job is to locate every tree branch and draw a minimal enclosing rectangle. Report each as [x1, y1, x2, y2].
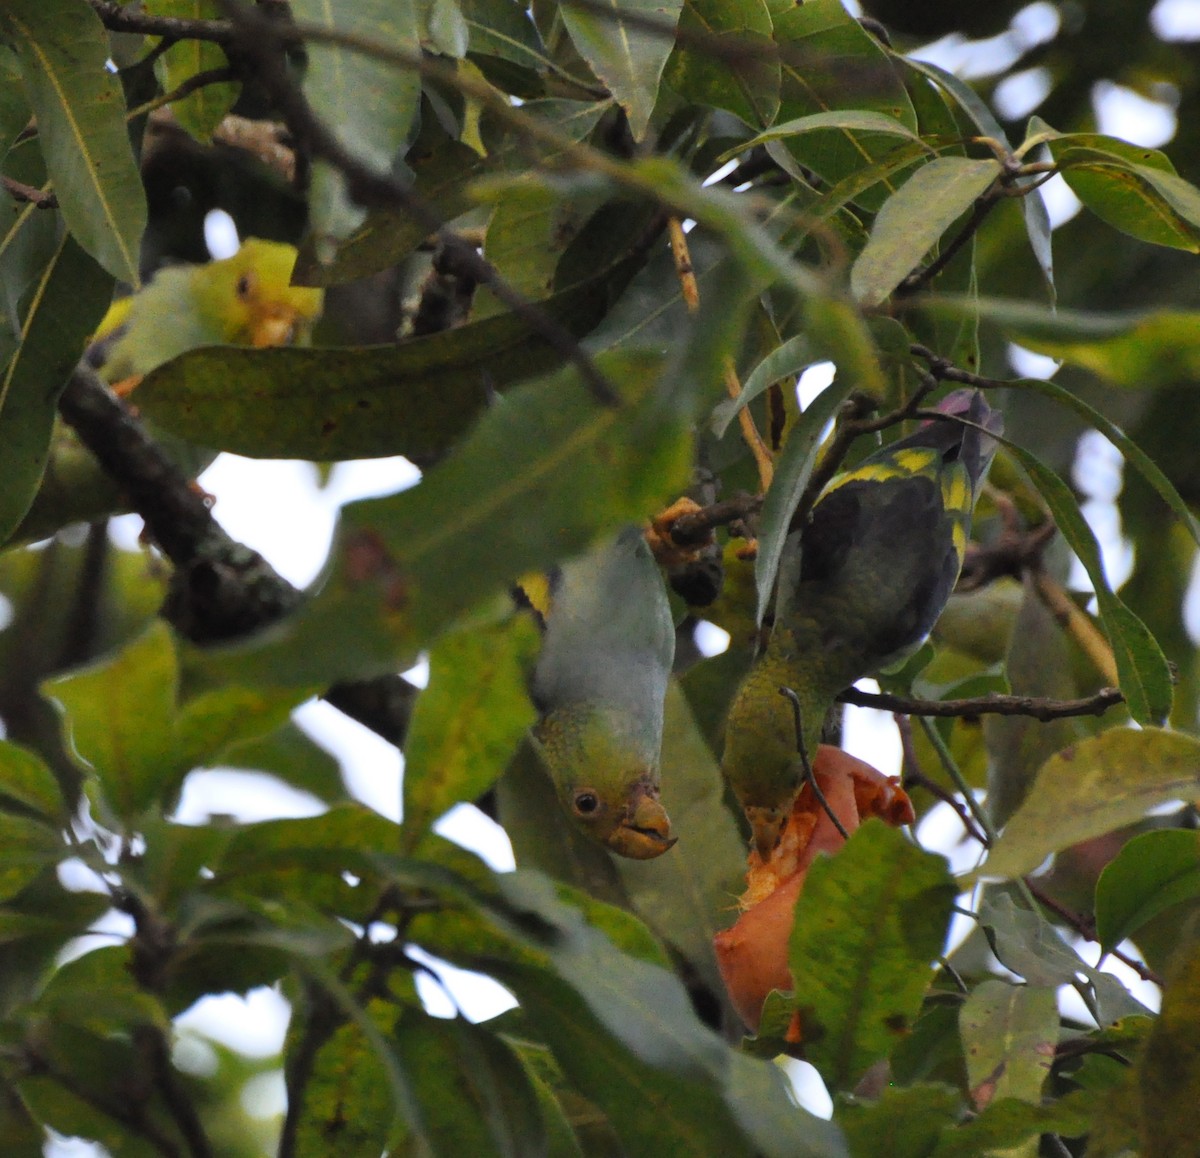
[838, 684, 1125, 722]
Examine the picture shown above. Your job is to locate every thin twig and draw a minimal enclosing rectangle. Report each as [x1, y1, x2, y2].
[1, 175, 57, 208]
[1032, 572, 1121, 686]
[135, 1026, 213, 1158]
[896, 714, 989, 846]
[780, 687, 849, 840]
[917, 716, 997, 844]
[666, 494, 763, 545]
[126, 66, 238, 122]
[840, 684, 1125, 722]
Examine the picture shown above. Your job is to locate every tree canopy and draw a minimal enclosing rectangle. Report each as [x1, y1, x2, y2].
[2, 1, 1200, 1155]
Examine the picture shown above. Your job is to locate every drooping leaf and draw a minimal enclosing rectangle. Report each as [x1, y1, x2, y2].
[135, 259, 639, 461]
[851, 157, 1001, 306]
[560, 0, 684, 140]
[145, 0, 239, 140]
[2, 0, 145, 283]
[1003, 439, 1172, 725]
[401, 615, 539, 846]
[788, 820, 957, 1092]
[977, 892, 1151, 1026]
[0, 231, 112, 543]
[292, 1, 422, 245]
[959, 979, 1058, 1108]
[981, 730, 1200, 881]
[753, 375, 854, 623]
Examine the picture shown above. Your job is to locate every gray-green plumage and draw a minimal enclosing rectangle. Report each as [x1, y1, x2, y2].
[530, 528, 677, 859]
[722, 391, 1002, 858]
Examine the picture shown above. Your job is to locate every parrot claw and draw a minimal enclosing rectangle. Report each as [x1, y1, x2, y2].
[745, 806, 788, 863]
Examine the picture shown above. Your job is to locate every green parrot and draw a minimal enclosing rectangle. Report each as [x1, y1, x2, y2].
[722, 390, 1002, 860]
[88, 238, 323, 389]
[528, 527, 678, 860]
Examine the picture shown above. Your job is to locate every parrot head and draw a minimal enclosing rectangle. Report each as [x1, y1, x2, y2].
[209, 238, 324, 348]
[746, 804, 788, 865]
[532, 704, 677, 860]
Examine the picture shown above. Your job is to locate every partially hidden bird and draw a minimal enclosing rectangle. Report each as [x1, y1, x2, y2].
[88, 237, 324, 391]
[527, 527, 678, 860]
[722, 390, 1003, 860]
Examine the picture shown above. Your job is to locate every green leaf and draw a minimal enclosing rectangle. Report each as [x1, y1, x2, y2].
[1008, 375, 1200, 556]
[0, 47, 29, 160]
[788, 820, 957, 1092]
[175, 684, 312, 773]
[135, 259, 638, 461]
[146, 0, 239, 140]
[2, 0, 145, 283]
[978, 892, 1150, 1026]
[773, 0, 918, 210]
[929, 1093, 1093, 1158]
[484, 872, 848, 1158]
[0, 814, 64, 901]
[836, 1083, 963, 1158]
[959, 980, 1058, 1106]
[851, 157, 1001, 306]
[1095, 829, 1200, 953]
[0, 741, 63, 821]
[292, 0, 422, 244]
[290, 1007, 398, 1158]
[1137, 933, 1200, 1157]
[44, 621, 181, 820]
[982, 730, 1200, 880]
[753, 375, 855, 623]
[1050, 134, 1200, 252]
[731, 108, 925, 160]
[223, 721, 348, 804]
[560, 0, 684, 140]
[0, 230, 112, 543]
[460, 0, 549, 69]
[402, 616, 539, 847]
[613, 682, 746, 996]
[393, 1010, 548, 1156]
[710, 332, 814, 438]
[196, 346, 695, 688]
[1003, 439, 1172, 725]
[665, 0, 780, 129]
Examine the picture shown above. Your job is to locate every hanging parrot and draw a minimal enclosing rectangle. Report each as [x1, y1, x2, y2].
[527, 527, 678, 860]
[88, 237, 324, 391]
[722, 390, 1003, 860]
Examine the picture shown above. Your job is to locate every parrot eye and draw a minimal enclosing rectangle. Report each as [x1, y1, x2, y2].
[573, 791, 600, 816]
[235, 273, 253, 299]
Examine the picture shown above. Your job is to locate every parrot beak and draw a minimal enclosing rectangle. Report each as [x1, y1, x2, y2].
[606, 789, 676, 860]
[746, 806, 787, 863]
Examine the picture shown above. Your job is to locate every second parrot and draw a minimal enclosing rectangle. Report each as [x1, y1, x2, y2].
[722, 390, 1003, 859]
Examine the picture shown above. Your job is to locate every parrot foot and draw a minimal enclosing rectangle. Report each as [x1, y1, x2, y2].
[645, 496, 712, 567]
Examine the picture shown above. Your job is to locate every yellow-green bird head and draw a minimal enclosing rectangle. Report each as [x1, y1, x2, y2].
[527, 529, 678, 860]
[91, 238, 324, 387]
